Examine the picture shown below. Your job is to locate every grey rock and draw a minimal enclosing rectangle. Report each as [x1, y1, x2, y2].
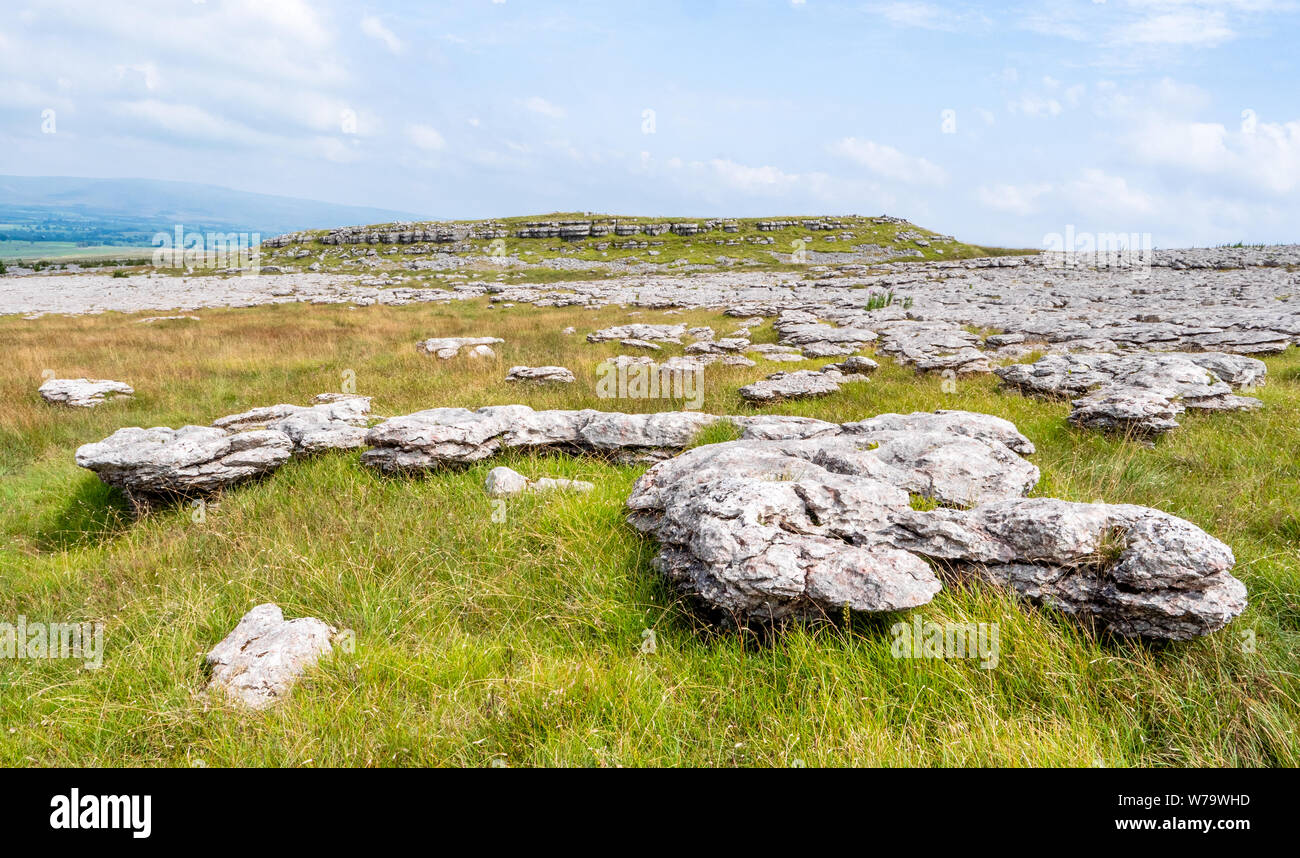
[204, 603, 336, 709]
[587, 323, 686, 343]
[484, 465, 532, 497]
[620, 338, 663, 351]
[738, 368, 866, 402]
[885, 499, 1247, 640]
[39, 378, 134, 408]
[626, 435, 1244, 637]
[995, 352, 1265, 436]
[625, 440, 941, 621]
[841, 409, 1036, 455]
[416, 336, 504, 359]
[826, 356, 880, 375]
[505, 365, 576, 384]
[76, 425, 292, 502]
[213, 394, 374, 453]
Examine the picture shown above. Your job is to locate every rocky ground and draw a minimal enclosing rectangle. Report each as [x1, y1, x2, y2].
[4, 231, 1298, 765]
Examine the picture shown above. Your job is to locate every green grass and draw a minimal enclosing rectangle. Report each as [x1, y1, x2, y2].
[258, 213, 1028, 277]
[0, 299, 1297, 767]
[0, 240, 156, 262]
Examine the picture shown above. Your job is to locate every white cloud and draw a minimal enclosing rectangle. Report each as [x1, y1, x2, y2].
[114, 99, 271, 146]
[1062, 168, 1155, 216]
[871, 2, 951, 29]
[523, 96, 565, 119]
[1116, 11, 1235, 45]
[704, 159, 808, 194]
[870, 1, 993, 30]
[829, 137, 947, 185]
[113, 63, 160, 91]
[407, 123, 446, 151]
[1008, 95, 1063, 117]
[977, 183, 1053, 215]
[1127, 115, 1300, 193]
[361, 15, 404, 54]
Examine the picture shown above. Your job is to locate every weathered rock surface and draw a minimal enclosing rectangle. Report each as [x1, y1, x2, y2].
[13, 249, 1300, 354]
[738, 367, 868, 402]
[213, 394, 374, 453]
[417, 336, 504, 359]
[75, 425, 292, 501]
[361, 405, 1033, 494]
[842, 409, 1036, 455]
[505, 365, 576, 384]
[587, 323, 685, 343]
[625, 432, 1245, 638]
[204, 603, 336, 709]
[886, 499, 1247, 640]
[773, 309, 877, 358]
[39, 378, 134, 408]
[362, 405, 727, 469]
[875, 321, 992, 374]
[995, 352, 1265, 436]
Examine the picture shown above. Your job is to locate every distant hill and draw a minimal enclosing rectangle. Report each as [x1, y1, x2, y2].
[0, 175, 426, 246]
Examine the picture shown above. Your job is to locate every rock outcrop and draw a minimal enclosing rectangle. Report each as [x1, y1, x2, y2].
[361, 405, 998, 470]
[625, 427, 1245, 638]
[213, 394, 374, 453]
[738, 364, 873, 402]
[995, 352, 1265, 436]
[75, 425, 292, 503]
[587, 323, 686, 343]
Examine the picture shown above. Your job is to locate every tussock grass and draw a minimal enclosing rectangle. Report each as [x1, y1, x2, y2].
[0, 299, 1297, 767]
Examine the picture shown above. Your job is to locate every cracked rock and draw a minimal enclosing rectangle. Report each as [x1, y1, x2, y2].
[625, 433, 1244, 638]
[587, 323, 686, 343]
[738, 367, 867, 402]
[204, 603, 336, 709]
[213, 393, 374, 453]
[75, 425, 292, 502]
[416, 336, 504, 359]
[505, 365, 576, 384]
[885, 499, 1247, 640]
[39, 378, 134, 408]
[995, 352, 1265, 436]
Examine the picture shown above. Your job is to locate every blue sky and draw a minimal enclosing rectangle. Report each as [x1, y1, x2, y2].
[1, 0, 1297, 247]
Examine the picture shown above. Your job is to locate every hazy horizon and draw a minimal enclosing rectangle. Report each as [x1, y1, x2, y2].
[2, 1, 1298, 247]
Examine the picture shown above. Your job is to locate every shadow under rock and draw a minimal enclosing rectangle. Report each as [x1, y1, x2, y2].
[30, 474, 133, 552]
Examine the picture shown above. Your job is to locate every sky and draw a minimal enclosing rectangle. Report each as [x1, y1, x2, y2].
[1, 0, 1297, 247]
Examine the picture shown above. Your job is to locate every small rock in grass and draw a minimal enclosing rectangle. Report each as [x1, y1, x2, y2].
[205, 603, 336, 710]
[39, 378, 134, 408]
[416, 336, 504, 359]
[506, 365, 576, 384]
[484, 465, 594, 497]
